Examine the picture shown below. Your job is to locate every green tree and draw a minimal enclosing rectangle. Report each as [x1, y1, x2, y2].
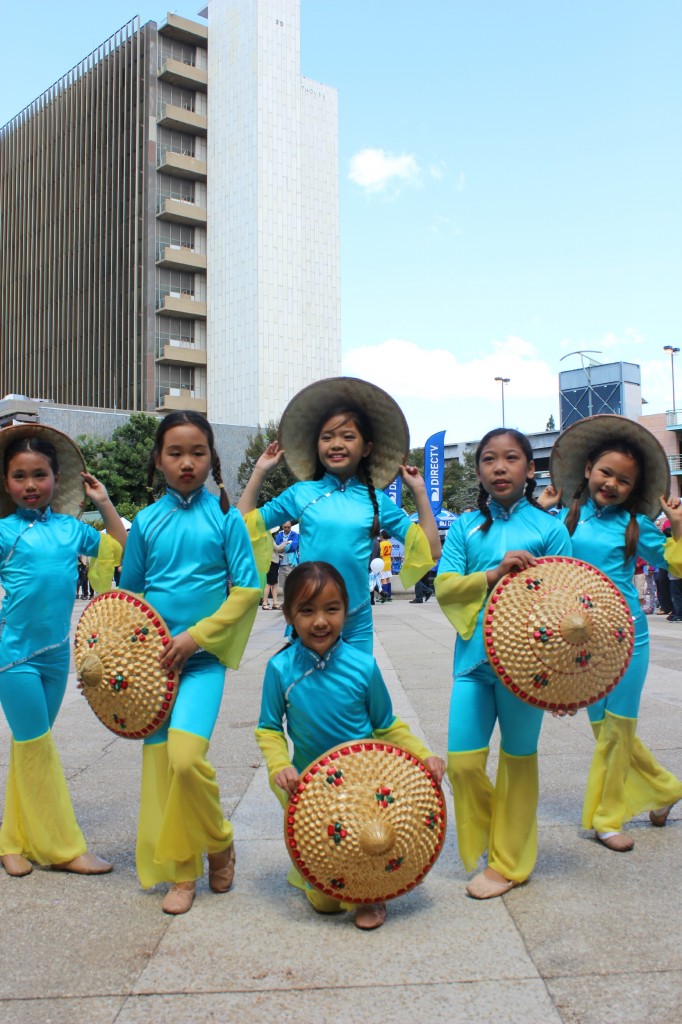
[237, 420, 296, 502]
[78, 412, 158, 512]
[446, 449, 480, 512]
[545, 414, 556, 431]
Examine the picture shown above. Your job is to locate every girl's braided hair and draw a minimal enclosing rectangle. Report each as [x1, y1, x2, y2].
[563, 440, 643, 561]
[313, 404, 380, 537]
[146, 411, 230, 514]
[475, 427, 544, 533]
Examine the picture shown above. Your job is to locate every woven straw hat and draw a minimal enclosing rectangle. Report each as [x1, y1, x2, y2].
[550, 414, 670, 520]
[0, 423, 86, 518]
[278, 377, 409, 490]
[74, 590, 179, 739]
[484, 556, 634, 713]
[284, 741, 446, 905]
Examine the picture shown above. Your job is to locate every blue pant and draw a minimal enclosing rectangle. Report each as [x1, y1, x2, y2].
[0, 644, 71, 742]
[448, 662, 543, 756]
[145, 650, 227, 746]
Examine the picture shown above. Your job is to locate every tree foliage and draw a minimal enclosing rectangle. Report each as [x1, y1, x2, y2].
[400, 446, 479, 514]
[545, 414, 556, 431]
[237, 420, 296, 503]
[77, 412, 159, 518]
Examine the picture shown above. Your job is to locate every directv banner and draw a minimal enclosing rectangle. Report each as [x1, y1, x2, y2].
[384, 474, 403, 507]
[425, 430, 446, 516]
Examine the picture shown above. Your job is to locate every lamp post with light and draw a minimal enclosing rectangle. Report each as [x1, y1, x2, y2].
[663, 346, 680, 415]
[494, 376, 510, 427]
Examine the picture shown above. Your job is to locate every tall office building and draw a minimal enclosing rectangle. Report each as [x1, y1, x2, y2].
[0, 0, 340, 426]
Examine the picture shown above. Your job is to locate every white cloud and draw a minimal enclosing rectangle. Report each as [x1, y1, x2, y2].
[429, 161, 446, 181]
[348, 148, 420, 195]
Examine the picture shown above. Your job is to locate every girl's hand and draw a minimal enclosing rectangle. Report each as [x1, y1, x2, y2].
[424, 755, 445, 786]
[399, 464, 426, 494]
[660, 495, 682, 541]
[275, 765, 300, 797]
[159, 630, 200, 672]
[537, 484, 562, 511]
[552, 707, 578, 718]
[81, 472, 111, 508]
[256, 441, 286, 473]
[487, 549, 537, 588]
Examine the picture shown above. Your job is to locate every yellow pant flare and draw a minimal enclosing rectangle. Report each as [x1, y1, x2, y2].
[447, 748, 494, 872]
[136, 729, 233, 887]
[0, 732, 86, 865]
[488, 750, 538, 883]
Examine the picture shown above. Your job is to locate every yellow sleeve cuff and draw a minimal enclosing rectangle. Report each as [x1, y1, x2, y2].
[254, 726, 293, 786]
[243, 509, 275, 586]
[374, 716, 433, 761]
[188, 585, 261, 669]
[434, 570, 488, 639]
[399, 522, 436, 589]
[88, 534, 123, 594]
[664, 536, 682, 578]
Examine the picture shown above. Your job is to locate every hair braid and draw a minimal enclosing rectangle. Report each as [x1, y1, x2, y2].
[211, 454, 231, 514]
[624, 505, 640, 561]
[524, 476, 547, 514]
[477, 483, 494, 533]
[360, 462, 380, 537]
[564, 480, 588, 536]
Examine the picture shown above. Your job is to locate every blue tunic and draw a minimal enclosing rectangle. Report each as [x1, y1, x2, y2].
[258, 474, 415, 616]
[257, 637, 396, 772]
[120, 487, 260, 637]
[440, 498, 572, 677]
[0, 508, 102, 671]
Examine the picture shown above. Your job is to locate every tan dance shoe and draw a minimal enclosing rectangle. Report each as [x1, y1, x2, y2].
[595, 831, 634, 852]
[649, 802, 677, 827]
[354, 903, 387, 930]
[466, 867, 518, 899]
[208, 843, 236, 893]
[1, 853, 33, 876]
[161, 881, 196, 915]
[53, 853, 113, 874]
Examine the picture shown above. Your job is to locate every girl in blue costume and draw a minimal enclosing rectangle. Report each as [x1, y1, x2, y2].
[0, 425, 125, 878]
[435, 428, 572, 899]
[119, 412, 261, 915]
[238, 377, 441, 654]
[255, 560, 445, 930]
[542, 415, 682, 852]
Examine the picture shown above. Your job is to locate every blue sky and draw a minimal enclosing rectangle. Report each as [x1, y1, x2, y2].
[2, 1, 680, 445]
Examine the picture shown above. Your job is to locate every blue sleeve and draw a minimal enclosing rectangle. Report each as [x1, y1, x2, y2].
[119, 517, 147, 592]
[76, 521, 104, 558]
[223, 507, 260, 588]
[376, 491, 414, 542]
[288, 531, 299, 552]
[546, 515, 573, 557]
[259, 485, 302, 531]
[257, 658, 286, 733]
[636, 516, 668, 569]
[366, 659, 396, 731]
[438, 514, 470, 575]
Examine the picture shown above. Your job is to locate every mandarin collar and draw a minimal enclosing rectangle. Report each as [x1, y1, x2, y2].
[488, 496, 527, 521]
[321, 472, 359, 491]
[294, 635, 343, 669]
[16, 505, 52, 523]
[165, 485, 206, 510]
[583, 496, 621, 520]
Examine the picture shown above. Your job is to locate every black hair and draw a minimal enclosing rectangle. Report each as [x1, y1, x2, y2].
[281, 560, 349, 640]
[313, 404, 380, 537]
[475, 427, 543, 533]
[564, 439, 644, 561]
[3, 436, 59, 477]
[146, 411, 230, 513]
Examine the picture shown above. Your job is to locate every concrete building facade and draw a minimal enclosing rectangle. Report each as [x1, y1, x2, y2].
[0, 1, 340, 428]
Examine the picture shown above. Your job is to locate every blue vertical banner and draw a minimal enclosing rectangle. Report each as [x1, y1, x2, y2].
[384, 474, 403, 507]
[425, 430, 446, 516]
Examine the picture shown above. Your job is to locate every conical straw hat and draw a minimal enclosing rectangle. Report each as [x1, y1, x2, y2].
[75, 590, 179, 738]
[0, 423, 86, 518]
[285, 741, 446, 905]
[484, 556, 634, 713]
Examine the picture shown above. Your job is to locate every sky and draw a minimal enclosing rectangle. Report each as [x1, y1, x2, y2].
[2, 1, 681, 446]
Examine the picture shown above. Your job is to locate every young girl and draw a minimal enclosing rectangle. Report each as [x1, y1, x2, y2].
[435, 428, 572, 899]
[255, 560, 445, 930]
[119, 411, 261, 914]
[0, 425, 125, 877]
[238, 377, 441, 653]
[543, 415, 682, 851]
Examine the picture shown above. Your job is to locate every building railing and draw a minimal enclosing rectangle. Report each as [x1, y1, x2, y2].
[666, 410, 682, 428]
[668, 455, 682, 473]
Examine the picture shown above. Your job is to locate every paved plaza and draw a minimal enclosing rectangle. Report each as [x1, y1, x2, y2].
[1, 590, 681, 1024]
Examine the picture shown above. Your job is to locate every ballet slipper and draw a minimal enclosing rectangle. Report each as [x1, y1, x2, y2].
[466, 867, 517, 899]
[354, 903, 387, 930]
[595, 831, 634, 852]
[1, 854, 33, 877]
[161, 880, 196, 915]
[649, 802, 678, 827]
[208, 843, 236, 893]
[52, 852, 112, 874]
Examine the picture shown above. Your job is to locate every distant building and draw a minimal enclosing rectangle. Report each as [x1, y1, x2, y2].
[559, 360, 641, 428]
[0, 1, 340, 425]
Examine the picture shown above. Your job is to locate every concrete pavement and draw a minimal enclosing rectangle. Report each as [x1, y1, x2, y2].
[1, 591, 681, 1024]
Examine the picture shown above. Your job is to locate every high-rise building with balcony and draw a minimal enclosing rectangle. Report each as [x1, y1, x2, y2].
[0, 0, 340, 426]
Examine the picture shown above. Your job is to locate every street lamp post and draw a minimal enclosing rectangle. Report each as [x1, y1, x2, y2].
[494, 376, 510, 427]
[663, 346, 680, 415]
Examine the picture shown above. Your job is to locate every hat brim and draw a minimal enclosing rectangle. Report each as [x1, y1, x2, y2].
[550, 414, 670, 520]
[278, 377, 409, 490]
[0, 423, 86, 518]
